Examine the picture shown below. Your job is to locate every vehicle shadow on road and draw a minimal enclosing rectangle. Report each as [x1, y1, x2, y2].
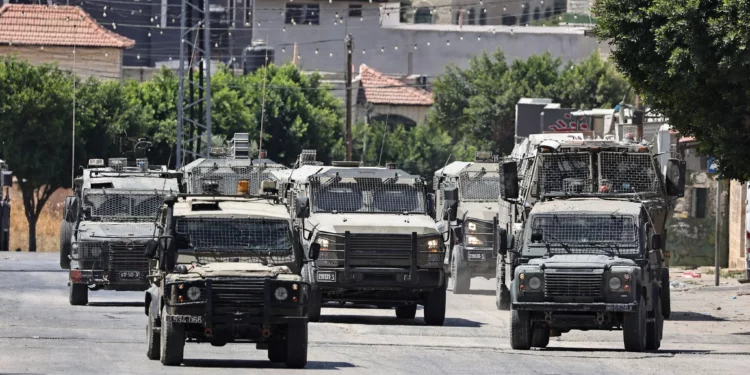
[318, 314, 484, 328]
[540, 347, 713, 355]
[87, 302, 145, 307]
[181, 359, 356, 370]
[667, 311, 726, 321]
[464, 290, 495, 296]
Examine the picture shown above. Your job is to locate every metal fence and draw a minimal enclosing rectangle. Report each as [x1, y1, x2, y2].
[459, 171, 501, 201]
[310, 176, 426, 213]
[176, 217, 293, 253]
[598, 152, 661, 195]
[537, 153, 593, 195]
[530, 214, 639, 255]
[83, 189, 168, 222]
[187, 166, 277, 195]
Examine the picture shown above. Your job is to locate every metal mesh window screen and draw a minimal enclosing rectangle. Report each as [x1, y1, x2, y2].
[176, 217, 292, 253]
[83, 189, 168, 221]
[459, 171, 501, 201]
[70, 241, 104, 260]
[188, 166, 277, 195]
[599, 152, 660, 194]
[530, 214, 639, 255]
[537, 153, 593, 195]
[310, 177, 426, 213]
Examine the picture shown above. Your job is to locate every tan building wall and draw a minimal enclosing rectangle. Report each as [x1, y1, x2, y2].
[0, 45, 123, 81]
[371, 104, 430, 125]
[728, 180, 747, 270]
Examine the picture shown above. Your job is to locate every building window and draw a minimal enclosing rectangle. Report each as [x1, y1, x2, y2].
[694, 188, 708, 218]
[455, 11, 461, 25]
[544, 6, 552, 19]
[349, 4, 362, 17]
[468, 8, 476, 25]
[479, 9, 487, 25]
[285, 4, 320, 25]
[414, 7, 432, 24]
[533, 6, 541, 21]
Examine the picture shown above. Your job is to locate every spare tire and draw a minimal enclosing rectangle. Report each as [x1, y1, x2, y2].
[60, 221, 73, 269]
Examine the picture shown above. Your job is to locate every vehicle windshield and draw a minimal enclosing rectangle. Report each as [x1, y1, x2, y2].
[175, 217, 293, 254]
[527, 214, 639, 255]
[82, 189, 168, 222]
[459, 170, 501, 201]
[310, 176, 426, 213]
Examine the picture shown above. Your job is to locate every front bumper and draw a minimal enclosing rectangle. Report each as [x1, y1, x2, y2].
[512, 302, 637, 312]
[69, 269, 149, 290]
[314, 267, 444, 290]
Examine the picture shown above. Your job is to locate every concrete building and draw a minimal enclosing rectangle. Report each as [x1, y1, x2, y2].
[0, 4, 135, 80]
[402, 0, 566, 26]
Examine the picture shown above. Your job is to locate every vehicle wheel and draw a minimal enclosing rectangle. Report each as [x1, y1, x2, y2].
[623, 294, 647, 352]
[661, 270, 671, 320]
[495, 257, 511, 311]
[284, 323, 308, 369]
[450, 247, 470, 294]
[268, 340, 287, 363]
[647, 292, 663, 351]
[59, 221, 73, 270]
[531, 326, 550, 348]
[395, 304, 417, 319]
[423, 282, 446, 326]
[146, 306, 161, 360]
[69, 283, 88, 306]
[510, 308, 531, 350]
[160, 306, 185, 366]
[302, 264, 322, 323]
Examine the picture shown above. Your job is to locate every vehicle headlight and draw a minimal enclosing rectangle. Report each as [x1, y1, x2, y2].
[608, 276, 622, 290]
[316, 237, 330, 251]
[274, 286, 288, 301]
[427, 239, 439, 252]
[528, 276, 542, 290]
[467, 222, 477, 232]
[467, 235, 484, 246]
[187, 286, 201, 301]
[72, 243, 79, 250]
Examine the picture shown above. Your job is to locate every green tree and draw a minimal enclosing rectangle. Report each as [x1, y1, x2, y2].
[593, 0, 750, 181]
[557, 52, 630, 110]
[0, 58, 74, 252]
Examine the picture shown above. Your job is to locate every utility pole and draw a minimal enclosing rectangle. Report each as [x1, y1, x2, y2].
[715, 177, 721, 286]
[345, 34, 353, 161]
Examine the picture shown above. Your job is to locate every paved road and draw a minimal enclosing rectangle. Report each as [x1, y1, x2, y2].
[1, 253, 749, 374]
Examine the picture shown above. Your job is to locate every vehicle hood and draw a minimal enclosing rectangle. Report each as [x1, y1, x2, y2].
[77, 221, 158, 241]
[309, 213, 439, 236]
[459, 202, 500, 222]
[528, 254, 636, 269]
[530, 198, 642, 216]
[169, 262, 301, 281]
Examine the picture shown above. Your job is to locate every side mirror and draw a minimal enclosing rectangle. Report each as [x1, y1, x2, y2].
[426, 193, 435, 218]
[308, 242, 321, 261]
[443, 186, 458, 202]
[295, 196, 310, 219]
[530, 231, 543, 243]
[1, 171, 12, 187]
[64, 196, 80, 222]
[651, 233, 662, 250]
[157, 235, 176, 271]
[497, 228, 507, 255]
[665, 159, 686, 197]
[144, 239, 159, 258]
[443, 200, 458, 221]
[500, 161, 519, 200]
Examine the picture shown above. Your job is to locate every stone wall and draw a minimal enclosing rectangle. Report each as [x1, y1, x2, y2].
[728, 180, 747, 270]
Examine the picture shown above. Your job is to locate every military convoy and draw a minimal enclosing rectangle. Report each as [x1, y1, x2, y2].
[60, 157, 180, 305]
[271, 151, 447, 325]
[497, 136, 685, 352]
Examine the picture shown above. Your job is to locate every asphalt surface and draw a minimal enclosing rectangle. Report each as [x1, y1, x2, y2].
[1, 253, 749, 374]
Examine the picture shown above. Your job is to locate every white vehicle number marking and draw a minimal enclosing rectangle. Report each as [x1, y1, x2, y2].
[317, 271, 336, 282]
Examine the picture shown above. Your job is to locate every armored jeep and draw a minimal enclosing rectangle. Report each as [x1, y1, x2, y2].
[0, 160, 13, 251]
[60, 157, 180, 305]
[272, 153, 447, 325]
[143, 187, 317, 368]
[499, 138, 685, 351]
[433, 151, 502, 294]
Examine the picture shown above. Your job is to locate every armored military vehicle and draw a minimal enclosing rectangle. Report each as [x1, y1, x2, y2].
[433, 151, 502, 294]
[499, 138, 685, 352]
[143, 181, 317, 368]
[272, 151, 447, 325]
[61, 157, 180, 305]
[0, 160, 12, 251]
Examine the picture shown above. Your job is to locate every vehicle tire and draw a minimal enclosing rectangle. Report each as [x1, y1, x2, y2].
[423, 282, 446, 326]
[284, 323, 308, 369]
[531, 326, 550, 348]
[395, 304, 417, 319]
[647, 292, 663, 351]
[69, 283, 88, 306]
[495, 256, 511, 311]
[510, 308, 531, 350]
[146, 306, 161, 360]
[302, 264, 322, 323]
[623, 294, 647, 352]
[160, 306, 185, 366]
[661, 270, 671, 320]
[450, 247, 470, 294]
[59, 221, 73, 270]
[268, 340, 287, 363]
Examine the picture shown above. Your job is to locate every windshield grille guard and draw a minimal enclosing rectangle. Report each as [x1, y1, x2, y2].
[598, 152, 661, 195]
[459, 171, 501, 201]
[175, 217, 293, 253]
[83, 189, 169, 221]
[537, 153, 594, 196]
[187, 166, 278, 195]
[530, 214, 639, 255]
[309, 175, 426, 213]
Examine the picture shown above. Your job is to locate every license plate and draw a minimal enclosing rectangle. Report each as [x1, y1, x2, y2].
[317, 271, 336, 282]
[118, 271, 140, 279]
[467, 252, 486, 261]
[169, 315, 203, 324]
[606, 304, 633, 312]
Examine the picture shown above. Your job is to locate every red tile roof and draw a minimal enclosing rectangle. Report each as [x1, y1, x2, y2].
[0, 4, 134, 49]
[358, 64, 433, 106]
